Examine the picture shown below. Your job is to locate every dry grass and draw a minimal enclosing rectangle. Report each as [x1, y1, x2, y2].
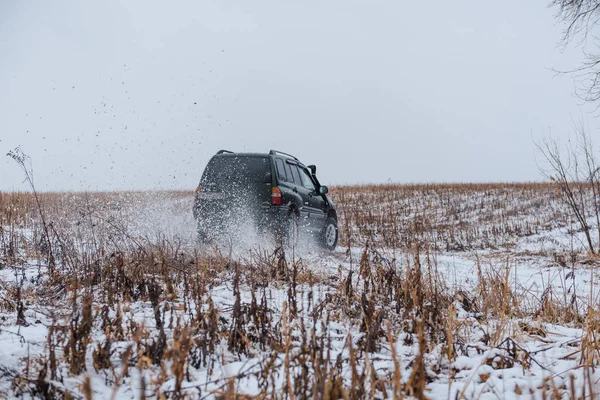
[1, 183, 599, 399]
[330, 182, 570, 251]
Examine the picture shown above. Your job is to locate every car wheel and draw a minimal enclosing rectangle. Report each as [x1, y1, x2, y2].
[286, 208, 299, 248]
[196, 220, 210, 245]
[322, 217, 338, 250]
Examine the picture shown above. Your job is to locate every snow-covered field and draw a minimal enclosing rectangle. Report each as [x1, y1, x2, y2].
[1, 184, 600, 399]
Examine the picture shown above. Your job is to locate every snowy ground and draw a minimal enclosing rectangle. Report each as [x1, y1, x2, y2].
[1, 186, 600, 399]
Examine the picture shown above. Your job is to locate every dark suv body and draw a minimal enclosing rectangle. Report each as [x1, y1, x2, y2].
[193, 150, 338, 250]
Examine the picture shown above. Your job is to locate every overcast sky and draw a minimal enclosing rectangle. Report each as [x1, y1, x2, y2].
[0, 0, 597, 191]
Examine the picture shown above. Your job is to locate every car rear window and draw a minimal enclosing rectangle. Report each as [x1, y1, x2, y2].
[201, 156, 270, 184]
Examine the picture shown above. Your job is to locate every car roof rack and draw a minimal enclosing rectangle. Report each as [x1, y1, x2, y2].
[216, 149, 234, 154]
[269, 149, 298, 161]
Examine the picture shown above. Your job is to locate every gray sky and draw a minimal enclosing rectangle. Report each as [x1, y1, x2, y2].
[0, 0, 596, 191]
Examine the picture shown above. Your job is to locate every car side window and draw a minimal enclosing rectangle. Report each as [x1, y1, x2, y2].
[284, 163, 296, 184]
[288, 163, 301, 185]
[275, 158, 288, 182]
[298, 167, 317, 191]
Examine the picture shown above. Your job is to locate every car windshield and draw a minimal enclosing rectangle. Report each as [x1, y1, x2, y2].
[201, 156, 269, 184]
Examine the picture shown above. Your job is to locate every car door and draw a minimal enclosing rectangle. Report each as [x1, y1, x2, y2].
[285, 161, 312, 226]
[296, 165, 327, 231]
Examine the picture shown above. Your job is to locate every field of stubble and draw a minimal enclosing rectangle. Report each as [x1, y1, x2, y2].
[1, 183, 600, 399]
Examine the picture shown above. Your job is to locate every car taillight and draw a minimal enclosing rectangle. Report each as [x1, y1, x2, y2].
[271, 187, 282, 205]
[194, 185, 201, 202]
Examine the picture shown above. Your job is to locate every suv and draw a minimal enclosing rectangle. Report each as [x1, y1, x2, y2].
[193, 149, 338, 250]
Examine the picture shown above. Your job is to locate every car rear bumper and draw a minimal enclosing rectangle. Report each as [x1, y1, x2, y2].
[193, 203, 288, 234]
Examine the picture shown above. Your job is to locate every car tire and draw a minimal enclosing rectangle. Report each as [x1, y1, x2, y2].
[321, 217, 338, 250]
[196, 220, 210, 245]
[285, 208, 299, 248]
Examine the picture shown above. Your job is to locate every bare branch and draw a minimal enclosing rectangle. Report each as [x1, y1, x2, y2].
[551, 0, 600, 104]
[535, 130, 598, 253]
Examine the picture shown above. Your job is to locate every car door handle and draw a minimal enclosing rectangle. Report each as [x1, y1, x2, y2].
[293, 187, 298, 193]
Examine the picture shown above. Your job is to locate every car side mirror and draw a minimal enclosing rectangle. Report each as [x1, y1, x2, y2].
[263, 172, 272, 183]
[319, 185, 328, 195]
[308, 165, 317, 175]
